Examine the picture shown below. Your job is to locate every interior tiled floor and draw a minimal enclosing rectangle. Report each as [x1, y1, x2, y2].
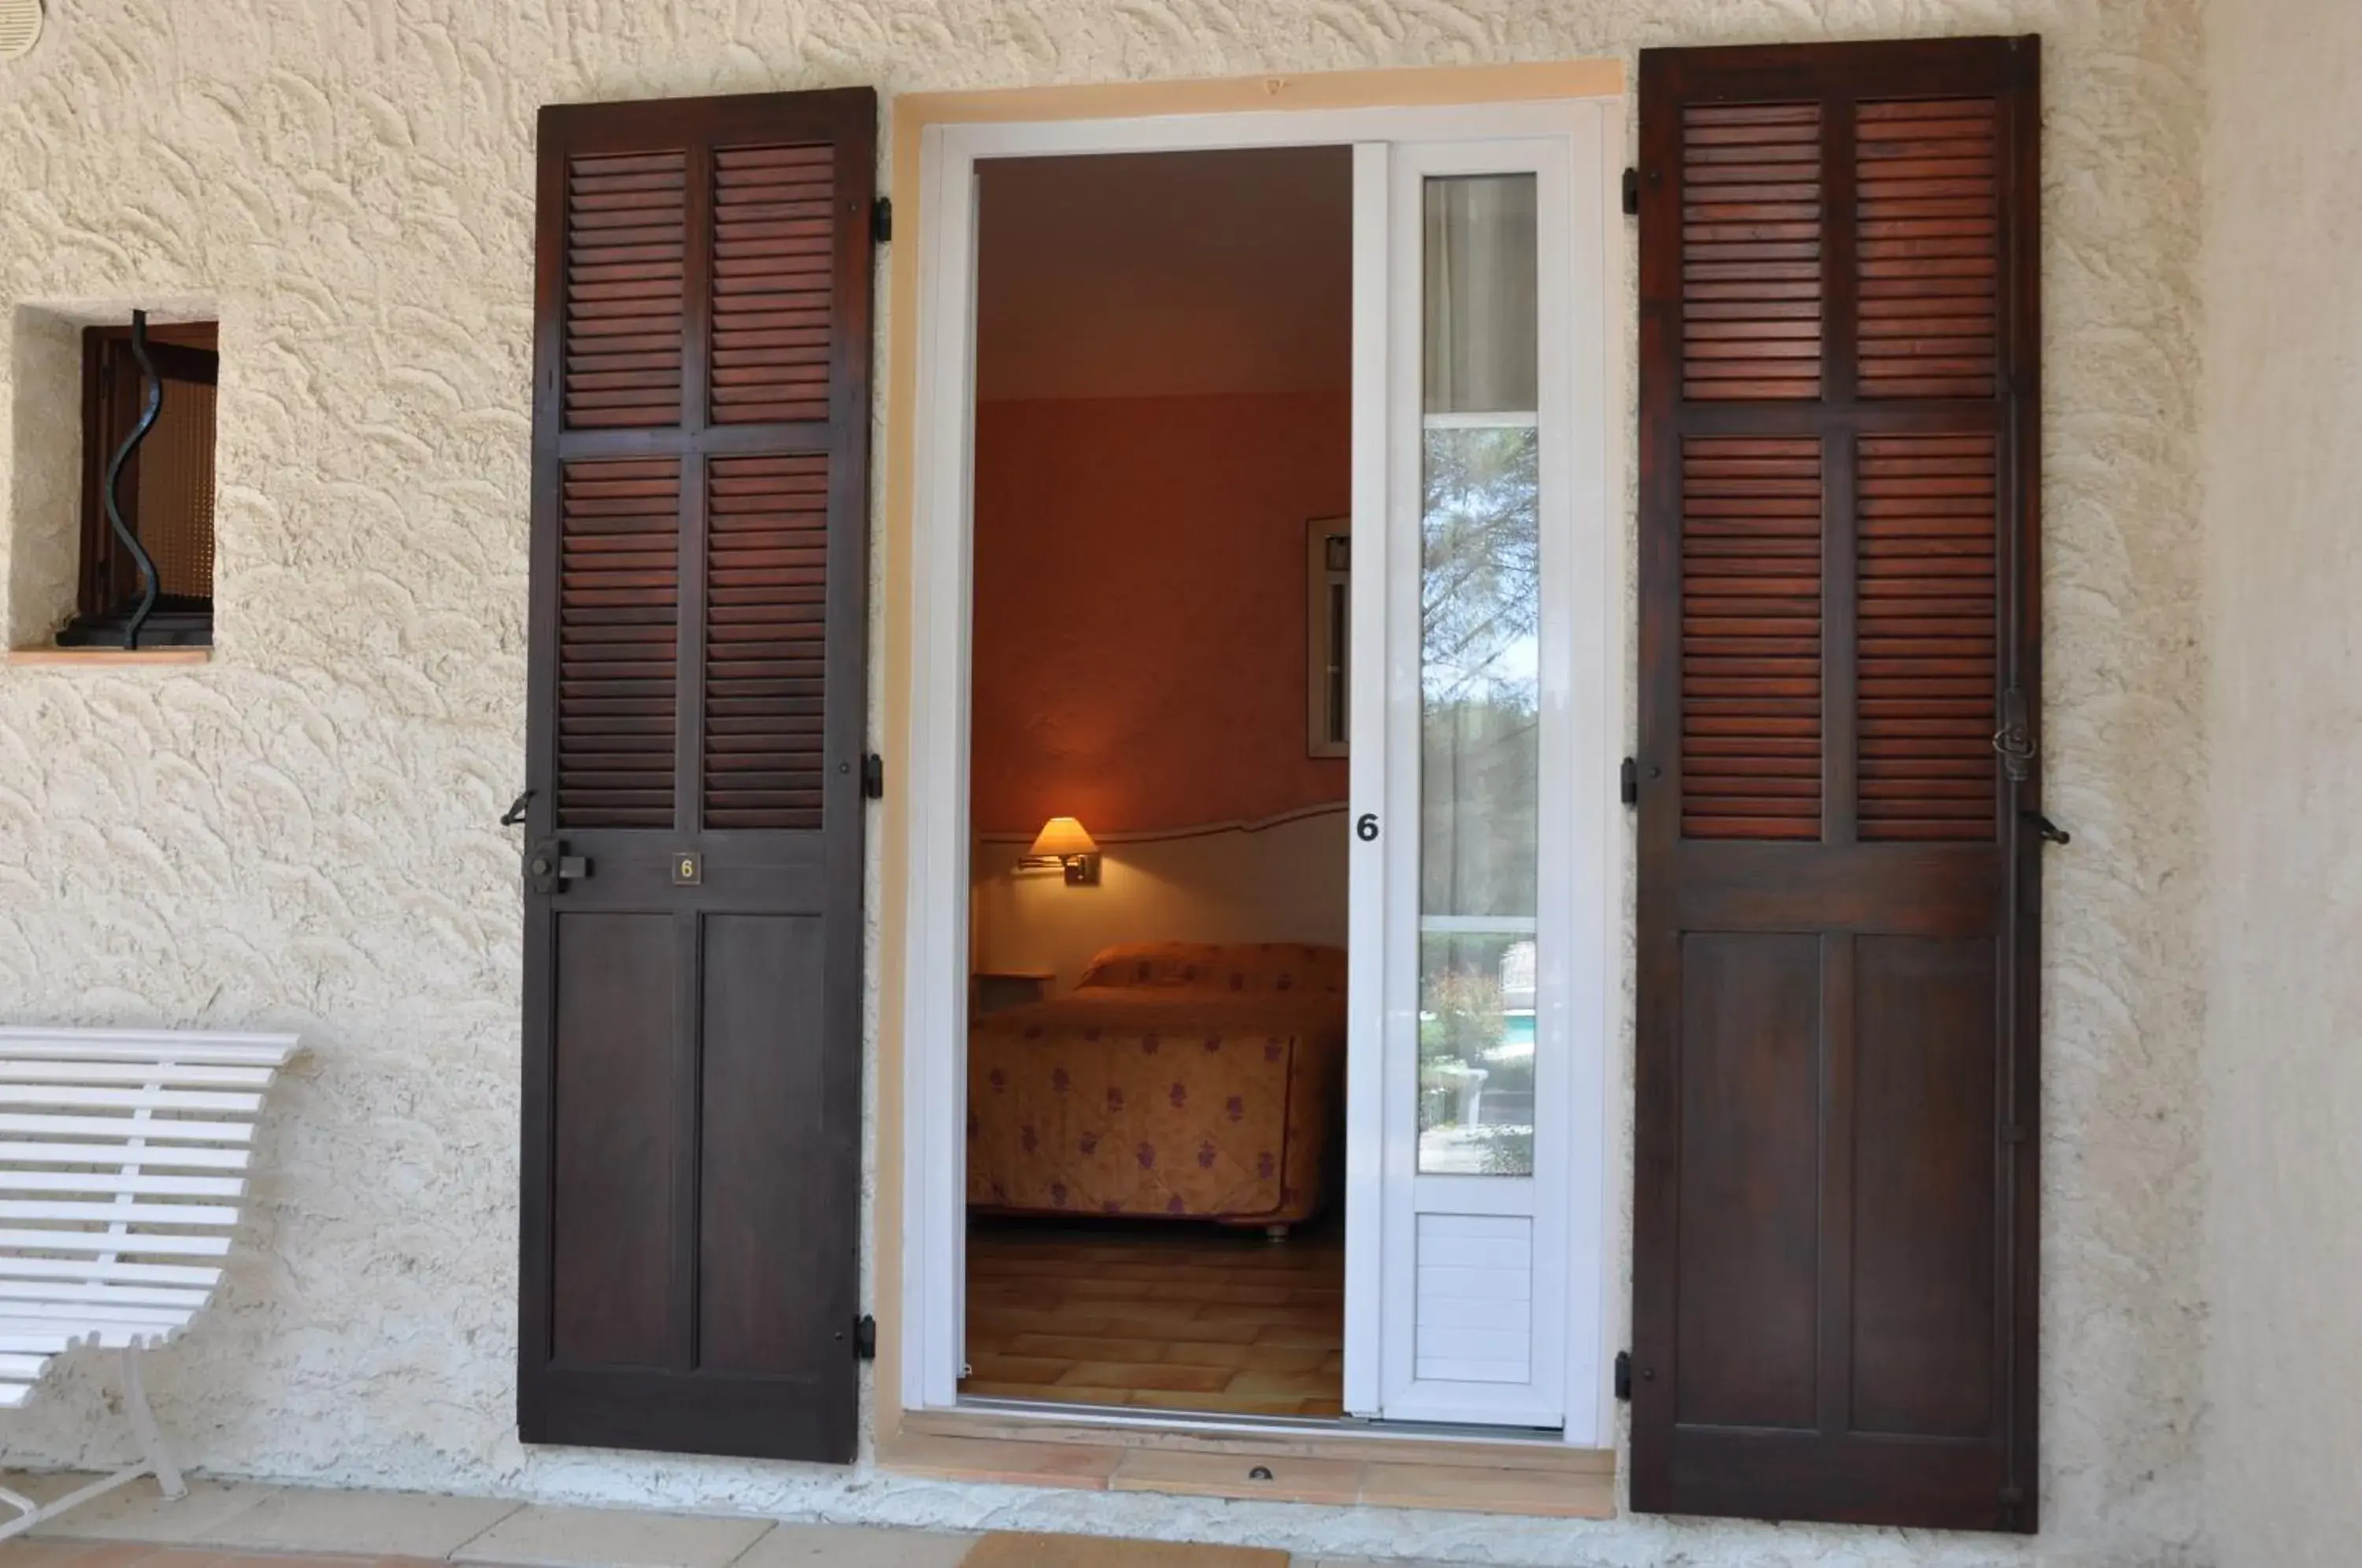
[961, 1218, 1346, 1418]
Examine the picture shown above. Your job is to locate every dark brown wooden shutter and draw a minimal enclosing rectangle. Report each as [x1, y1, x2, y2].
[520, 87, 875, 1464]
[1632, 38, 2042, 1533]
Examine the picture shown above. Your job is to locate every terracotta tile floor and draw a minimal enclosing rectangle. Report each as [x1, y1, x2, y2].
[961, 1218, 1345, 1418]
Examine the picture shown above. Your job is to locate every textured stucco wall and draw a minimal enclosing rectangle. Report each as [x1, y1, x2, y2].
[2199, 3, 2362, 1564]
[0, 3, 2208, 1566]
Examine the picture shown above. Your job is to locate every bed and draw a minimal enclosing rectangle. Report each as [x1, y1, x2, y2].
[966, 941, 1346, 1231]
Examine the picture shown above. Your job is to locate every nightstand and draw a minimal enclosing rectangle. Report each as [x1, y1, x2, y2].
[972, 969, 1054, 1015]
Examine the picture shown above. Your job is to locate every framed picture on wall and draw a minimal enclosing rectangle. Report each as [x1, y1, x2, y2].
[1306, 516, 1349, 757]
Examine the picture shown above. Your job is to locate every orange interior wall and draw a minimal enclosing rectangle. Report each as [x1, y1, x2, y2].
[969, 389, 1350, 836]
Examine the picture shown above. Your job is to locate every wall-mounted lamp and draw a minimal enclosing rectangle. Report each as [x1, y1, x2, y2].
[1026, 816, 1101, 886]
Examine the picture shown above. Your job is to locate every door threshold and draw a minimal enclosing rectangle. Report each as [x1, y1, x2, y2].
[912, 1396, 1599, 1465]
[884, 1401, 1616, 1516]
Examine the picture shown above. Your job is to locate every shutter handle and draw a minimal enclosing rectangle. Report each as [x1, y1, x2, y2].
[525, 839, 592, 893]
[2023, 811, 2071, 847]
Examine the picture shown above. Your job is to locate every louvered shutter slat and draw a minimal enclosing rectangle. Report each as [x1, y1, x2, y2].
[704, 453, 830, 828]
[711, 145, 835, 425]
[557, 459, 679, 828]
[1682, 104, 1823, 401]
[1680, 438, 1823, 838]
[563, 152, 686, 430]
[1859, 100, 2000, 397]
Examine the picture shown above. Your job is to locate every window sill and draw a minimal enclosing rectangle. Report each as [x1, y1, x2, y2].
[8, 646, 212, 668]
[879, 1410, 1616, 1518]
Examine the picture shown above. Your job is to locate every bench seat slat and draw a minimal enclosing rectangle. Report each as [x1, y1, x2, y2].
[0, 1200, 241, 1226]
[0, 1280, 211, 1310]
[0, 1114, 255, 1145]
[0, 1229, 231, 1258]
[0, 1303, 194, 1329]
[0, 1256, 221, 1288]
[0, 1030, 298, 1067]
[0, 1300, 198, 1326]
[0, 1173, 244, 1198]
[0, 1321, 193, 1344]
[0, 1086, 264, 1115]
[0, 1140, 252, 1170]
[0, 1062, 276, 1089]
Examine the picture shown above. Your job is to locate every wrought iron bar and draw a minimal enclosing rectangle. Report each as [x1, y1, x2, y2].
[102, 309, 165, 649]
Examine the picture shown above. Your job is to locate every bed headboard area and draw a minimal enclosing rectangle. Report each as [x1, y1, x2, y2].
[968, 803, 1348, 996]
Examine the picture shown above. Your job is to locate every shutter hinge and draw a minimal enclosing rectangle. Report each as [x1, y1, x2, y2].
[872, 196, 893, 245]
[1613, 1350, 1633, 1400]
[1620, 756, 1639, 807]
[853, 1314, 877, 1360]
[861, 753, 885, 800]
[1622, 167, 1642, 216]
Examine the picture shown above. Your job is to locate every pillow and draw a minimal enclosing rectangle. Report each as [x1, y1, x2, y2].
[1077, 941, 1347, 998]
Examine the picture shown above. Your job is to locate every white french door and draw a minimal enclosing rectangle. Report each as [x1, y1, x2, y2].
[1344, 125, 1612, 1432]
[903, 96, 1621, 1442]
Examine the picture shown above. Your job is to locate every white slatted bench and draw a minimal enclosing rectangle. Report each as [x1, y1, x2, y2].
[0, 1028, 298, 1541]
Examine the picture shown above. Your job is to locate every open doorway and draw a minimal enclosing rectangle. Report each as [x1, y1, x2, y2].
[960, 146, 1355, 1419]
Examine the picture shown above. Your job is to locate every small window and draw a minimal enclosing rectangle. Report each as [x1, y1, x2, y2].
[59, 319, 220, 648]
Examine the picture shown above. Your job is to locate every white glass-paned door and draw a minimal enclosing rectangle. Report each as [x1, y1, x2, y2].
[1347, 133, 1583, 1430]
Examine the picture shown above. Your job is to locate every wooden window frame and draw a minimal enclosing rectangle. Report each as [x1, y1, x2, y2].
[65, 320, 220, 649]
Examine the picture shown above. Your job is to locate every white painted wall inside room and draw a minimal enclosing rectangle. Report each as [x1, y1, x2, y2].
[971, 808, 1349, 994]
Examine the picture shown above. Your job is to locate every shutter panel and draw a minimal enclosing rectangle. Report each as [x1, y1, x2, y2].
[1633, 39, 2042, 1533]
[520, 88, 876, 1465]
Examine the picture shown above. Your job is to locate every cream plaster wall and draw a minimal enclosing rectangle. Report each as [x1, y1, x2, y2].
[2199, 3, 2362, 1564]
[0, 2, 2209, 1566]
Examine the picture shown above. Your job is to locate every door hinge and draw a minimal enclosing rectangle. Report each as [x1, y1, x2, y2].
[1622, 167, 1642, 216]
[1620, 756, 1639, 807]
[853, 1314, 877, 1360]
[1613, 1350, 1633, 1400]
[872, 196, 893, 245]
[861, 753, 885, 800]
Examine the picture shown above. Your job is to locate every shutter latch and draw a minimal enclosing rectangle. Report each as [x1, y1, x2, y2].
[1622, 167, 1642, 216]
[871, 196, 893, 246]
[861, 753, 885, 800]
[853, 1314, 877, 1360]
[524, 839, 590, 894]
[1613, 1350, 1633, 1400]
[2023, 810, 2071, 846]
[1993, 687, 2038, 782]
[1620, 756, 1640, 807]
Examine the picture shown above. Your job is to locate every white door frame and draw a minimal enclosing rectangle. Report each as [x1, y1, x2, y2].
[899, 92, 1627, 1448]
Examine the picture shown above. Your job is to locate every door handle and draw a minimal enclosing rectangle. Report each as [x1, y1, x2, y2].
[525, 839, 591, 893]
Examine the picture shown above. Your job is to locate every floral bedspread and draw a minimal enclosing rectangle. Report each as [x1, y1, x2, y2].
[966, 944, 1346, 1225]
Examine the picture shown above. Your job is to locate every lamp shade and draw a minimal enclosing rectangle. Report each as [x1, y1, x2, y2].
[1028, 816, 1098, 859]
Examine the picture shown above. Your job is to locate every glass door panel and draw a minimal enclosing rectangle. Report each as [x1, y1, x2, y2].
[1416, 174, 1542, 1177]
[1353, 135, 1575, 1430]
